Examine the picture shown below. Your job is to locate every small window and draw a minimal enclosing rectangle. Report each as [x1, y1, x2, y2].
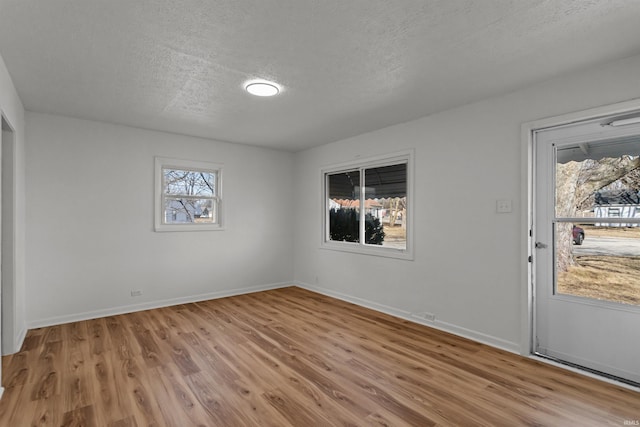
[322, 150, 413, 259]
[154, 157, 223, 232]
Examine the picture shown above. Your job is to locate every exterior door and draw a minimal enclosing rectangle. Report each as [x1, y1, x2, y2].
[534, 114, 640, 385]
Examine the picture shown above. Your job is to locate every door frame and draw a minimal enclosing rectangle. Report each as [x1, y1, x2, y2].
[0, 112, 17, 356]
[520, 99, 640, 366]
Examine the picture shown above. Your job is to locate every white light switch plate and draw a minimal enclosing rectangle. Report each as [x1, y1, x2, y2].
[496, 200, 512, 213]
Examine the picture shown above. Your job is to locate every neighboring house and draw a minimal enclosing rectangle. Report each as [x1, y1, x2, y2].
[594, 190, 640, 227]
[165, 199, 211, 223]
[330, 198, 384, 219]
[328, 198, 342, 211]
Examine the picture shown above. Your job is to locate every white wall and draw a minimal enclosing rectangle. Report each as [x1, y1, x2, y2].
[25, 113, 294, 326]
[293, 53, 640, 353]
[0, 53, 27, 362]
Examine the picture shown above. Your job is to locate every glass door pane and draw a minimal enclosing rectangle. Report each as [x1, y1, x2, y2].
[554, 137, 640, 306]
[554, 223, 640, 306]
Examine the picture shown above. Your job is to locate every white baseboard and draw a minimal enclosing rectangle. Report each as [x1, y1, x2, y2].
[25, 280, 520, 355]
[28, 282, 293, 329]
[14, 326, 27, 353]
[1, 325, 28, 356]
[0, 386, 4, 400]
[295, 281, 520, 354]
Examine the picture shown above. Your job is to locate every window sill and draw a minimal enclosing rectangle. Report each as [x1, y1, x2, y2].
[320, 241, 414, 260]
[155, 224, 225, 232]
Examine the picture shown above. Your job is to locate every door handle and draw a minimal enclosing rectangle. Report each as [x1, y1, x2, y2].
[535, 242, 548, 249]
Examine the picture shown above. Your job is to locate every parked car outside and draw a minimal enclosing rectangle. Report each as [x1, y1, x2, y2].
[572, 225, 585, 245]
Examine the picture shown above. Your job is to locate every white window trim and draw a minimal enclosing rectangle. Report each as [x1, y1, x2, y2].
[154, 156, 224, 232]
[320, 149, 414, 260]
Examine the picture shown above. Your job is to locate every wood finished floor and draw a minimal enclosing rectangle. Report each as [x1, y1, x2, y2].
[0, 287, 638, 426]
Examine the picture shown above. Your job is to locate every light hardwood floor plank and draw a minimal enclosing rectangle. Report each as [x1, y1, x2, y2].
[1, 286, 638, 426]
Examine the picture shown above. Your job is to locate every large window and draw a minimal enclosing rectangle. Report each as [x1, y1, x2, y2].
[154, 157, 223, 232]
[322, 151, 413, 259]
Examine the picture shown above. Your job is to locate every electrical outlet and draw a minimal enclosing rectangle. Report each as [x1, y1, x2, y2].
[423, 312, 436, 322]
[411, 311, 436, 322]
[130, 290, 142, 297]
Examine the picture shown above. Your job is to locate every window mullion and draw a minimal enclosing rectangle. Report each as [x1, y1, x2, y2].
[165, 194, 215, 201]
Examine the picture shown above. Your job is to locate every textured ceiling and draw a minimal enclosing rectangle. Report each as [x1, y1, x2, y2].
[1, 1, 640, 151]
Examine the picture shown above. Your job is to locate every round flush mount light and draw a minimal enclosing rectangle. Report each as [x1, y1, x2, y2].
[245, 81, 280, 97]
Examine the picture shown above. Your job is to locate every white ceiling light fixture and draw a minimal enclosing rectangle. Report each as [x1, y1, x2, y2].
[245, 81, 280, 97]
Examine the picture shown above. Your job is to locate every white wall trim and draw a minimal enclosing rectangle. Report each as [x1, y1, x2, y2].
[295, 281, 520, 354]
[27, 278, 520, 354]
[522, 97, 640, 133]
[0, 386, 4, 400]
[1, 114, 18, 357]
[28, 282, 293, 329]
[12, 326, 26, 354]
[520, 116, 535, 356]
